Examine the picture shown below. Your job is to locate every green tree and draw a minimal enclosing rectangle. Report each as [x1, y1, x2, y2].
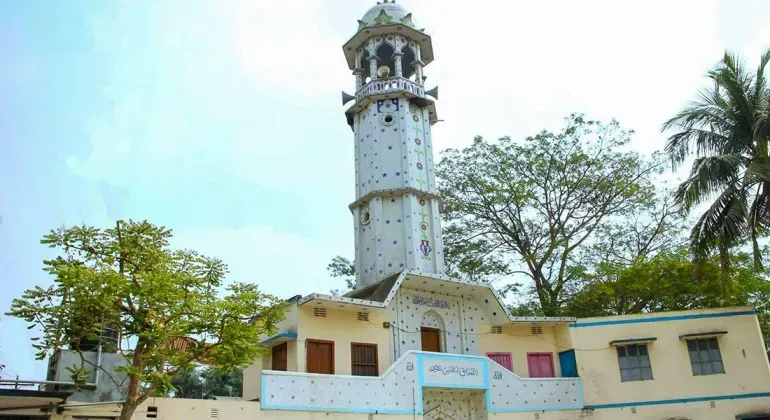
[169, 367, 204, 399]
[662, 50, 770, 271]
[170, 366, 243, 399]
[565, 247, 770, 346]
[436, 114, 663, 315]
[6, 220, 284, 420]
[327, 255, 356, 296]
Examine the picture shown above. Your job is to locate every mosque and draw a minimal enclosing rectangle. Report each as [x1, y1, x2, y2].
[2, 1, 770, 419]
[238, 1, 770, 419]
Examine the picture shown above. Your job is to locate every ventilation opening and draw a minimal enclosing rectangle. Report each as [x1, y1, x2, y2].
[531, 326, 543, 335]
[384, 115, 393, 123]
[314, 307, 327, 317]
[147, 406, 158, 418]
[709, 400, 716, 408]
[357, 312, 369, 322]
[210, 408, 219, 419]
[491, 326, 502, 334]
[630, 407, 637, 414]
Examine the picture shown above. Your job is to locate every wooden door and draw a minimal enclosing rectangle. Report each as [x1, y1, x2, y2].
[272, 342, 287, 371]
[421, 327, 441, 352]
[527, 352, 555, 378]
[306, 339, 334, 374]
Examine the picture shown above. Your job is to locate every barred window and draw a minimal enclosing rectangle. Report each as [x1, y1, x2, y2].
[351, 343, 378, 376]
[616, 344, 653, 382]
[687, 338, 725, 376]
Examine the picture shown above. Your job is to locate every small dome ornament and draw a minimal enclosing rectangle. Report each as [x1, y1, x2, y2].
[356, 0, 421, 32]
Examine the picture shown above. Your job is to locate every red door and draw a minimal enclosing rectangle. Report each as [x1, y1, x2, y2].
[527, 352, 555, 377]
[487, 352, 513, 371]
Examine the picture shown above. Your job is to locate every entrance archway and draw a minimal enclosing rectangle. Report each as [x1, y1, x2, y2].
[420, 310, 445, 353]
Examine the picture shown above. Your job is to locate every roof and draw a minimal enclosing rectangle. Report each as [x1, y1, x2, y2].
[0, 388, 71, 411]
[299, 270, 576, 324]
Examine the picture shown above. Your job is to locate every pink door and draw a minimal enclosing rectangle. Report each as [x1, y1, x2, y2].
[527, 352, 555, 378]
[487, 352, 513, 371]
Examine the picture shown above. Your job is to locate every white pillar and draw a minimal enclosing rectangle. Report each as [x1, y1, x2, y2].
[393, 52, 403, 77]
[368, 56, 379, 80]
[354, 68, 364, 90]
[412, 60, 424, 84]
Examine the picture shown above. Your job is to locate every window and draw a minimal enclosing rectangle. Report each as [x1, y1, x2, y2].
[487, 352, 513, 371]
[617, 344, 653, 382]
[687, 338, 725, 375]
[526, 353, 555, 378]
[351, 343, 378, 376]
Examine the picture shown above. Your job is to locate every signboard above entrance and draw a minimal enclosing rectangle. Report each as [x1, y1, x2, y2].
[418, 354, 487, 389]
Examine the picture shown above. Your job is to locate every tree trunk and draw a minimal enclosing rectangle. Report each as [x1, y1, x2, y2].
[119, 401, 138, 420]
[120, 341, 146, 420]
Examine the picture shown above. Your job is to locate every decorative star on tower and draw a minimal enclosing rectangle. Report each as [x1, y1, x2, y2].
[373, 9, 394, 25]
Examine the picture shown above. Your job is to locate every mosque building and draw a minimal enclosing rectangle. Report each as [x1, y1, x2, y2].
[2, 1, 770, 419]
[240, 2, 770, 419]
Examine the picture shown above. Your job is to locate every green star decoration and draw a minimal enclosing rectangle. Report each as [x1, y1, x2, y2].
[357, 20, 367, 31]
[400, 13, 414, 28]
[374, 9, 393, 25]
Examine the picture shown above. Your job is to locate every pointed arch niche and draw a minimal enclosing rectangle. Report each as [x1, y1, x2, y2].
[420, 310, 446, 353]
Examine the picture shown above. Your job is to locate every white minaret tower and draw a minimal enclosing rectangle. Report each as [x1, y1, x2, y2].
[341, 1, 443, 289]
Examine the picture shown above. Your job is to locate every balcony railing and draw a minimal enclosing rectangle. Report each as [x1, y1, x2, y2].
[260, 351, 583, 414]
[355, 77, 425, 102]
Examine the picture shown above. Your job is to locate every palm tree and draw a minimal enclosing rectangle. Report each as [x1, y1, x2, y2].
[662, 50, 770, 273]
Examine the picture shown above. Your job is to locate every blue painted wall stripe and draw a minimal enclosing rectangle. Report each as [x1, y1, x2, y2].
[570, 310, 755, 328]
[586, 392, 770, 410]
[261, 332, 297, 344]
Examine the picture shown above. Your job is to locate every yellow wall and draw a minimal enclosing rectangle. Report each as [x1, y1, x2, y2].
[242, 357, 263, 400]
[297, 305, 391, 375]
[245, 302, 301, 399]
[477, 323, 571, 377]
[571, 307, 770, 406]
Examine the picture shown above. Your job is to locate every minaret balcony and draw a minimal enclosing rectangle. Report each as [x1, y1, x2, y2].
[356, 76, 424, 102]
[345, 76, 437, 128]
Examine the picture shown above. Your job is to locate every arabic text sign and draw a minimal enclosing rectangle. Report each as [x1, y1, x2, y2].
[420, 356, 486, 388]
[412, 295, 450, 309]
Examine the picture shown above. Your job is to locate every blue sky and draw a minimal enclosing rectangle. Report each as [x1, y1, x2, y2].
[1, 0, 768, 380]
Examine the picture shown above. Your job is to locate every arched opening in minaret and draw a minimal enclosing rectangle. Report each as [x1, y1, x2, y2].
[374, 43, 395, 79]
[401, 46, 415, 79]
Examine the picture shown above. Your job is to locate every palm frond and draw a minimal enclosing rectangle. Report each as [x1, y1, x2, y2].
[690, 185, 748, 257]
[752, 48, 770, 106]
[675, 154, 746, 211]
[749, 182, 770, 269]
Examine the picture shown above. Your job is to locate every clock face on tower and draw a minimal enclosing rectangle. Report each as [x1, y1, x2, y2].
[360, 207, 371, 225]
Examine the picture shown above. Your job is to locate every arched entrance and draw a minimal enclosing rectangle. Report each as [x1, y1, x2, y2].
[420, 310, 445, 353]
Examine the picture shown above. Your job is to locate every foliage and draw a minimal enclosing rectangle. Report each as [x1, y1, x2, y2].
[5, 220, 284, 420]
[565, 247, 770, 345]
[327, 255, 356, 296]
[170, 366, 243, 399]
[662, 49, 770, 271]
[436, 114, 664, 315]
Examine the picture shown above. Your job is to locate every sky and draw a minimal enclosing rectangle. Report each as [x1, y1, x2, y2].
[1, 0, 769, 380]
